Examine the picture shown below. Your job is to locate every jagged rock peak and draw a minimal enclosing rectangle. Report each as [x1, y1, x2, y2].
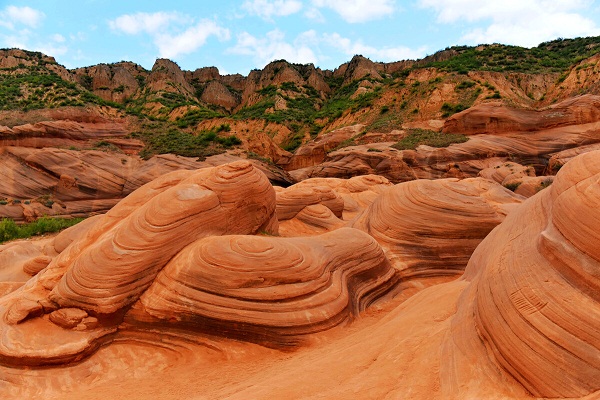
[343, 55, 383, 83]
[0, 48, 58, 68]
[147, 58, 195, 95]
[186, 66, 221, 83]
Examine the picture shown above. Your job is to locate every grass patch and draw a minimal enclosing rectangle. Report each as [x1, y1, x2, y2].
[176, 108, 224, 128]
[421, 37, 600, 74]
[137, 128, 242, 159]
[441, 102, 469, 118]
[392, 129, 469, 150]
[0, 217, 84, 244]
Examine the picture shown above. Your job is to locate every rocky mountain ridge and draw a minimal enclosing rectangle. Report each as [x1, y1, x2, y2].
[3, 37, 600, 221]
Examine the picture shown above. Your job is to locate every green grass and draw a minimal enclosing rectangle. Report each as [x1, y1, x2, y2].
[441, 102, 469, 118]
[137, 128, 242, 159]
[176, 108, 224, 128]
[421, 37, 600, 74]
[392, 129, 469, 150]
[0, 217, 84, 244]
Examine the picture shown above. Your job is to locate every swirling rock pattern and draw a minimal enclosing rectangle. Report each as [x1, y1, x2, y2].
[275, 175, 392, 236]
[128, 228, 397, 346]
[352, 177, 523, 278]
[454, 150, 600, 397]
[0, 161, 278, 365]
[0, 161, 401, 367]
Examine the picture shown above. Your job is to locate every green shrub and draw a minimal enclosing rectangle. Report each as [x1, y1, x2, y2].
[456, 80, 476, 90]
[392, 129, 469, 150]
[441, 103, 469, 117]
[139, 128, 241, 159]
[176, 108, 223, 128]
[0, 217, 84, 244]
[486, 91, 502, 99]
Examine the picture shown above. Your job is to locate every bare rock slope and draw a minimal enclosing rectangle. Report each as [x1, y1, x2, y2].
[0, 153, 597, 399]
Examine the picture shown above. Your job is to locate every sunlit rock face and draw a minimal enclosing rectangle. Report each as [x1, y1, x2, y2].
[0, 161, 398, 365]
[351, 177, 523, 279]
[0, 161, 278, 365]
[453, 150, 600, 398]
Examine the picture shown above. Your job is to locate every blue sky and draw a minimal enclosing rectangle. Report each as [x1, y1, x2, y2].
[2, 0, 600, 75]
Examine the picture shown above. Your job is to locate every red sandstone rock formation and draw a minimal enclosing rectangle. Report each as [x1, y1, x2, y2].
[443, 94, 600, 135]
[0, 161, 397, 367]
[450, 150, 600, 398]
[0, 153, 598, 399]
[351, 177, 522, 278]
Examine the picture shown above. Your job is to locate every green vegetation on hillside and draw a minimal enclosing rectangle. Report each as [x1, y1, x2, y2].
[0, 217, 84, 244]
[422, 37, 600, 73]
[392, 129, 469, 150]
[5, 35, 600, 155]
[0, 66, 118, 110]
[134, 121, 242, 160]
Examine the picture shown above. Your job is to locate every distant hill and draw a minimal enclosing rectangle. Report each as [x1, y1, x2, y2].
[3, 36, 600, 156]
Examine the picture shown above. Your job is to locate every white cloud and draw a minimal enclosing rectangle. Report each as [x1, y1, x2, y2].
[108, 11, 189, 35]
[228, 29, 318, 67]
[2, 30, 68, 58]
[6, 6, 45, 28]
[324, 33, 426, 61]
[311, 0, 395, 23]
[155, 21, 230, 59]
[0, 5, 45, 29]
[304, 7, 325, 22]
[228, 29, 425, 69]
[242, 0, 303, 20]
[419, 0, 600, 47]
[108, 12, 230, 59]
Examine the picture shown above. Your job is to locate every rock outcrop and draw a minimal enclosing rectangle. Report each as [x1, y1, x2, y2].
[351, 177, 522, 278]
[0, 149, 294, 222]
[449, 150, 600, 398]
[0, 161, 399, 366]
[128, 227, 397, 346]
[443, 94, 600, 135]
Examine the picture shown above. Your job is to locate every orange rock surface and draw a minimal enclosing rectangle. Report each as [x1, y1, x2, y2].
[0, 153, 597, 399]
[351, 177, 522, 278]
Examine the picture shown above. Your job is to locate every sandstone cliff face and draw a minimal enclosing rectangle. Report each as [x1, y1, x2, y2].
[72, 62, 144, 103]
[147, 59, 195, 97]
[444, 94, 600, 134]
[240, 60, 330, 107]
[200, 80, 240, 110]
[336, 55, 383, 84]
[451, 150, 600, 398]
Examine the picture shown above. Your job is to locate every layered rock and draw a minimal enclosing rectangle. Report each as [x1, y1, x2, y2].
[443, 94, 600, 135]
[293, 109, 600, 183]
[351, 177, 523, 278]
[451, 150, 600, 397]
[128, 228, 397, 346]
[0, 161, 278, 365]
[0, 149, 294, 221]
[0, 161, 400, 366]
[0, 119, 139, 152]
